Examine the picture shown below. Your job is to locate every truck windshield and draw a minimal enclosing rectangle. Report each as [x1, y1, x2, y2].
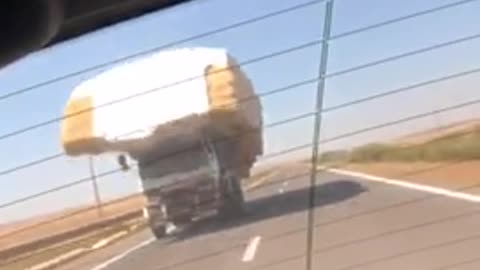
[138, 145, 212, 180]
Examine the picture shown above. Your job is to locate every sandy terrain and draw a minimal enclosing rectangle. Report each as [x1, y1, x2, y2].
[344, 161, 480, 193]
[0, 165, 284, 251]
[7, 159, 475, 252]
[0, 195, 145, 250]
[393, 118, 480, 145]
[335, 118, 480, 195]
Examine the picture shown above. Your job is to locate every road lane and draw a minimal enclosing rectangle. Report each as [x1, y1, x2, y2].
[88, 173, 313, 270]
[310, 190, 480, 269]
[57, 169, 480, 270]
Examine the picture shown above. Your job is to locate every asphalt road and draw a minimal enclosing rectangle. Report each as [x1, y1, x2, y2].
[57, 170, 480, 270]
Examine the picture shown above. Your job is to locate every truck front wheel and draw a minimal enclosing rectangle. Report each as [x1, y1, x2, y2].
[146, 204, 168, 239]
[150, 224, 167, 239]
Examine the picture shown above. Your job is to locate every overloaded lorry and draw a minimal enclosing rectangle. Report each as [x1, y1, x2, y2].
[60, 47, 264, 238]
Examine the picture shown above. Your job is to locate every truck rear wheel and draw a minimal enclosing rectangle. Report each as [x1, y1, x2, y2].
[218, 175, 246, 219]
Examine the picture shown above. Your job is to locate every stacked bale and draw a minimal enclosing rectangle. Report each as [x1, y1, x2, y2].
[61, 47, 263, 176]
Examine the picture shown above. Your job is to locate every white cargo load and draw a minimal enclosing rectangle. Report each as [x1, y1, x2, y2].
[61, 47, 263, 169]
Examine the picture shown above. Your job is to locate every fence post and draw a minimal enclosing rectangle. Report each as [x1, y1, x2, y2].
[306, 1, 334, 270]
[88, 156, 103, 217]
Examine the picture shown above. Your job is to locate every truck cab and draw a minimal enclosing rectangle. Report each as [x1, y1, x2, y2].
[118, 129, 246, 238]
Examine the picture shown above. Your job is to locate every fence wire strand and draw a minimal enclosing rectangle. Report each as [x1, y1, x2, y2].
[335, 233, 480, 270]
[2, 79, 480, 210]
[1, 0, 477, 103]
[1, 0, 480, 268]
[147, 157, 480, 270]
[0, 40, 321, 141]
[3, 95, 480, 242]
[3, 128, 480, 268]
[0, 140, 316, 241]
[0, 111, 315, 210]
[0, 0, 326, 102]
[434, 256, 480, 270]
[3, 35, 480, 177]
[1, 0, 479, 142]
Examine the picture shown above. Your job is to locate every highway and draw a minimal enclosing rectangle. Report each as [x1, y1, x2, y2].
[57, 170, 480, 270]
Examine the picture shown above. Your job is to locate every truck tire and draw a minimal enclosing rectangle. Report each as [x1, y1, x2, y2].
[150, 224, 167, 239]
[218, 175, 246, 219]
[146, 204, 168, 239]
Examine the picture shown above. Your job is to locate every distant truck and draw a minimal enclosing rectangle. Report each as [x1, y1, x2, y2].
[60, 47, 263, 238]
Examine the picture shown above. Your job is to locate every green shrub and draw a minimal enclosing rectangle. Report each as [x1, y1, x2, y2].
[319, 150, 350, 163]
[350, 143, 395, 162]
[346, 128, 480, 162]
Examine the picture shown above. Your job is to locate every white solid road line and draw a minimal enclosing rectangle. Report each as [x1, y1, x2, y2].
[90, 238, 155, 270]
[242, 236, 262, 262]
[330, 168, 480, 203]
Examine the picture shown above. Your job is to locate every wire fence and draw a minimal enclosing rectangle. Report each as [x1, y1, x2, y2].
[1, 0, 480, 269]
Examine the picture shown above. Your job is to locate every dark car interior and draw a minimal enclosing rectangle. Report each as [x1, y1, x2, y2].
[0, 0, 193, 69]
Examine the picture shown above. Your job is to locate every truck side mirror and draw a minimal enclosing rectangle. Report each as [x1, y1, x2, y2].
[117, 155, 130, 171]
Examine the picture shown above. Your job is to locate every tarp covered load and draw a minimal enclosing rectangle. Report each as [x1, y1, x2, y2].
[61, 47, 263, 170]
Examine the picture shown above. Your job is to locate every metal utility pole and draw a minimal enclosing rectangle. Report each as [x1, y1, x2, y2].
[306, 1, 334, 269]
[88, 156, 103, 217]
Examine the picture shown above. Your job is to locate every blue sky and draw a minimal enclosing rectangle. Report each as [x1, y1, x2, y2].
[1, 0, 480, 222]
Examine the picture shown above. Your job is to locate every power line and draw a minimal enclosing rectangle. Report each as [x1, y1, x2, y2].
[320, 97, 480, 145]
[241, 124, 480, 193]
[248, 161, 480, 270]
[3, 43, 480, 179]
[3, 96, 480, 241]
[315, 211, 480, 255]
[3, 30, 478, 142]
[0, 77, 318, 177]
[253, 230, 480, 270]
[0, 153, 64, 176]
[323, 66, 480, 113]
[154, 156, 480, 270]
[0, 130, 466, 244]
[150, 160, 480, 270]
[0, 111, 315, 210]
[250, 108, 480, 261]
[5, 162, 477, 270]
[0, 202, 140, 241]
[0, 143, 314, 241]
[3, 89, 480, 211]
[0, 39, 322, 142]
[433, 256, 480, 270]
[106, 109, 480, 268]
[0, 0, 475, 103]
[1, 69, 479, 213]
[0, 174, 105, 210]
[260, 143, 312, 161]
[256, 154, 475, 194]
[3, 146, 478, 267]
[0, 0, 325, 102]
[329, 0, 479, 41]
[336, 233, 480, 270]
[0, 1, 478, 142]
[312, 169, 480, 231]
[1, 1, 479, 267]
[325, 32, 480, 80]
